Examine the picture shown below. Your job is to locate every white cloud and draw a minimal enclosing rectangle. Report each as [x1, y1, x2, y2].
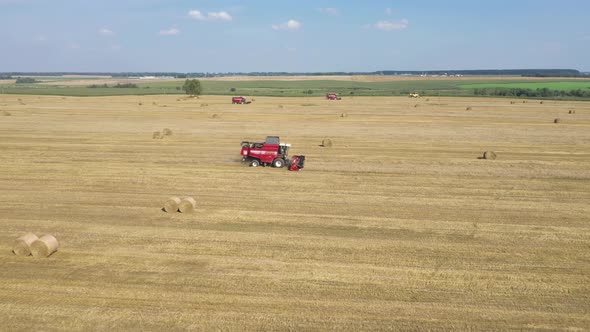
[188, 9, 232, 21]
[374, 19, 409, 31]
[98, 28, 114, 36]
[159, 28, 180, 36]
[188, 10, 204, 19]
[318, 7, 339, 16]
[272, 19, 301, 31]
[209, 11, 232, 21]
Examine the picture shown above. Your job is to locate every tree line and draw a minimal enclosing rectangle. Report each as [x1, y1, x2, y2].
[2, 69, 587, 78]
[473, 87, 590, 98]
[87, 83, 138, 88]
[15, 77, 38, 83]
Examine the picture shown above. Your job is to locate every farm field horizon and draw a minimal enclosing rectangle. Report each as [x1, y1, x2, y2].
[0, 94, 589, 330]
[2, 75, 590, 99]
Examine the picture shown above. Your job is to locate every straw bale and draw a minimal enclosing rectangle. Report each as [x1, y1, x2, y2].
[31, 234, 59, 257]
[12, 233, 38, 256]
[321, 138, 333, 147]
[483, 151, 497, 160]
[164, 197, 181, 213]
[179, 197, 197, 213]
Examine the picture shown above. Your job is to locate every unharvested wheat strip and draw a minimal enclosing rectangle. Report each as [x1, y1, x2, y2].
[164, 197, 181, 213]
[178, 197, 197, 213]
[30, 234, 59, 258]
[12, 233, 38, 256]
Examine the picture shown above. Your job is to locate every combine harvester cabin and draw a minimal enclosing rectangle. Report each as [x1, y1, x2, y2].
[409, 93, 420, 98]
[240, 136, 305, 171]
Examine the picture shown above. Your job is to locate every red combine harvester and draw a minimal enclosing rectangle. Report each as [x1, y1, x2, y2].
[232, 96, 250, 104]
[326, 93, 341, 100]
[240, 136, 305, 171]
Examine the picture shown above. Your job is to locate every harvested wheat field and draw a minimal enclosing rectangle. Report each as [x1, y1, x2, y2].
[0, 94, 589, 330]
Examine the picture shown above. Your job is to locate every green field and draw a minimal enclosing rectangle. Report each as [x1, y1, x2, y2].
[0, 80, 471, 97]
[2, 77, 590, 98]
[460, 81, 590, 90]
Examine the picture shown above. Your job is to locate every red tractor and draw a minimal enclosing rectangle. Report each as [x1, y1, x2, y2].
[326, 93, 341, 100]
[232, 96, 250, 104]
[240, 136, 305, 171]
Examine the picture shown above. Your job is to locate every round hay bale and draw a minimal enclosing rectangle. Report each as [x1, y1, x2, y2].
[554, 118, 561, 124]
[568, 110, 575, 114]
[425, 98, 430, 102]
[211, 113, 219, 119]
[152, 131, 162, 139]
[466, 106, 472, 111]
[510, 101, 516, 104]
[321, 138, 333, 147]
[162, 128, 173, 136]
[483, 151, 497, 160]
[522, 100, 527, 103]
[178, 197, 197, 213]
[540, 101, 544, 104]
[414, 104, 419, 108]
[30, 234, 59, 258]
[2, 110, 11, 116]
[164, 197, 181, 213]
[12, 233, 38, 256]
[340, 112, 347, 118]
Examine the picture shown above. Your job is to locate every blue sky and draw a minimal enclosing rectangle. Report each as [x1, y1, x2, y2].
[1, 0, 589, 72]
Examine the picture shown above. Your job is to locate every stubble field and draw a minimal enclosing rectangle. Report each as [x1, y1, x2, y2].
[0, 94, 589, 330]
